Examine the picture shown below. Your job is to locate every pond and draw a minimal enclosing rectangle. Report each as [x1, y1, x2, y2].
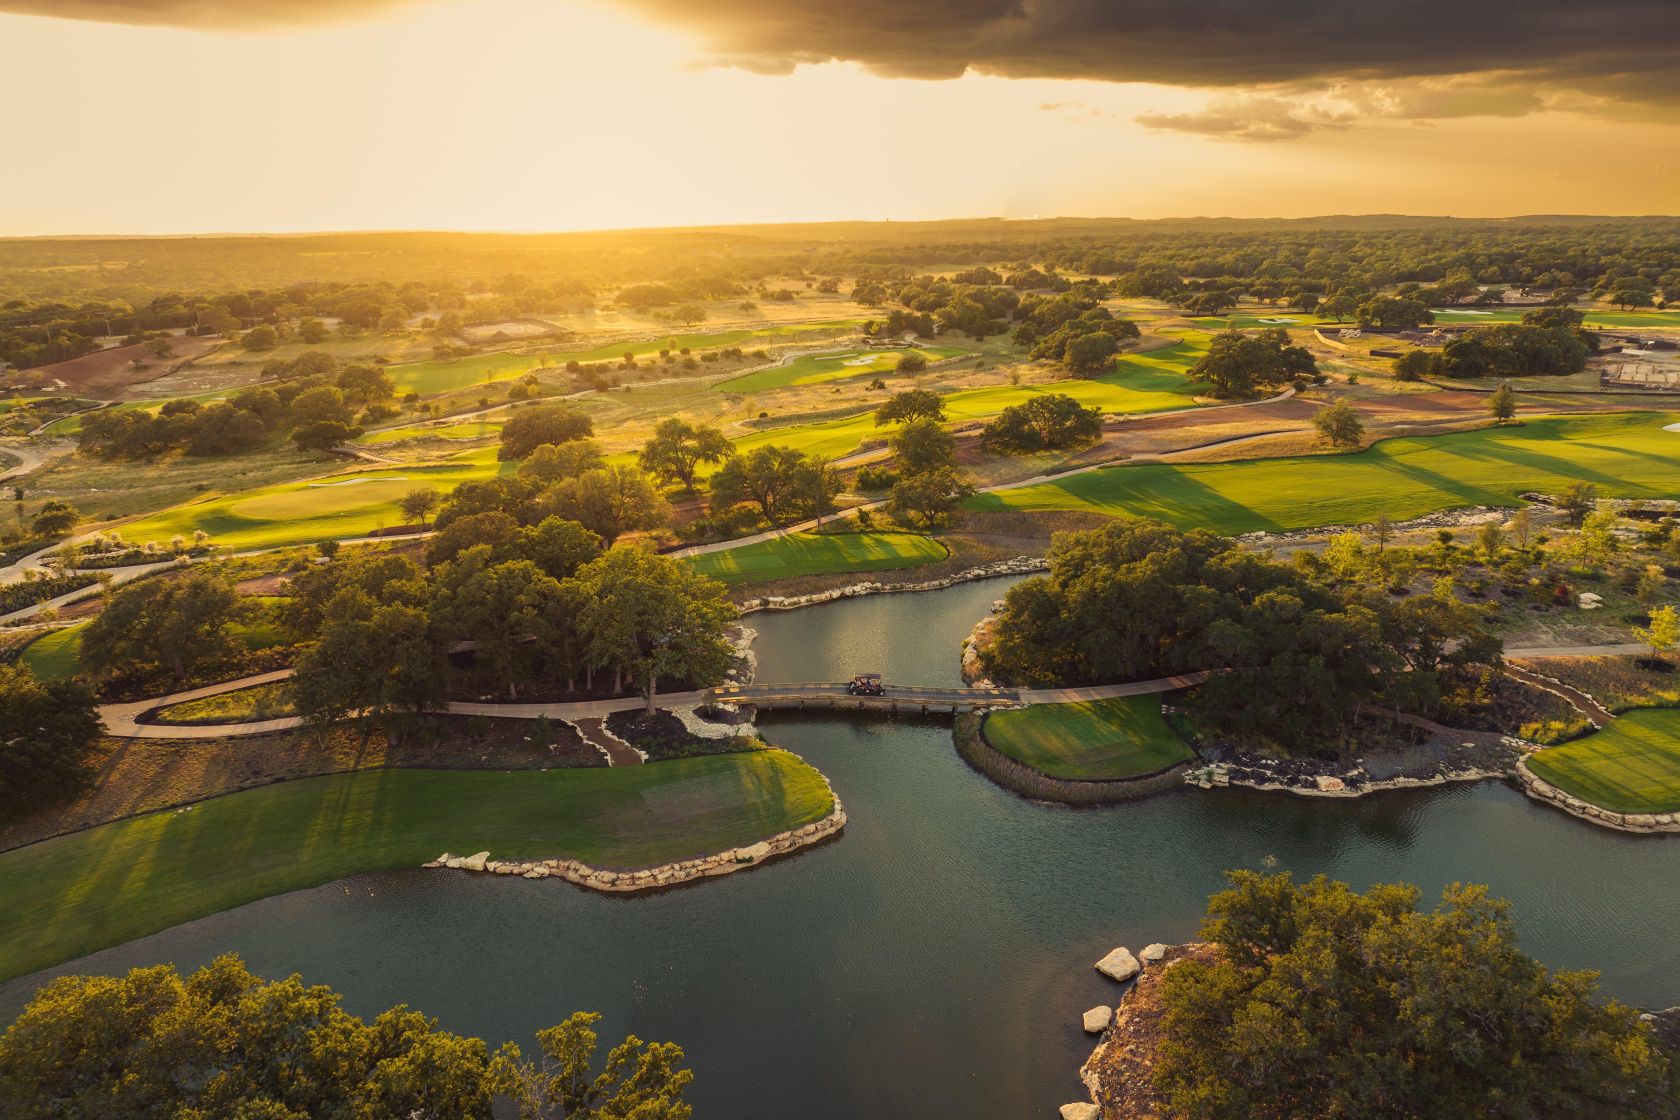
[4, 577, 1678, 1118]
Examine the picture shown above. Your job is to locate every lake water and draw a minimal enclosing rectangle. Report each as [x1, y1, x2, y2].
[5, 577, 1679, 1117]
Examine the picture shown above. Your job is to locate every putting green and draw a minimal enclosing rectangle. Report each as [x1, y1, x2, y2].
[714, 346, 969, 394]
[0, 750, 835, 983]
[119, 458, 503, 550]
[971, 412, 1680, 534]
[983, 696, 1194, 780]
[687, 531, 947, 585]
[1527, 709, 1680, 815]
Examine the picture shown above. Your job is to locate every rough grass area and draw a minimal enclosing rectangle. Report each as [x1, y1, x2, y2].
[687, 531, 948, 585]
[1513, 657, 1680, 714]
[970, 413, 1680, 533]
[152, 680, 296, 724]
[0, 749, 833, 983]
[982, 697, 1194, 780]
[386, 321, 861, 395]
[1528, 709, 1680, 815]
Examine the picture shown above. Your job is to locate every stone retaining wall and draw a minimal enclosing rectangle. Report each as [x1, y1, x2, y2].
[425, 800, 846, 891]
[423, 751, 848, 890]
[954, 712, 1191, 805]
[1516, 758, 1680, 833]
[739, 555, 1046, 614]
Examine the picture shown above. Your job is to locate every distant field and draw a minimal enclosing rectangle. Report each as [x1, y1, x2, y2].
[983, 697, 1194, 780]
[118, 457, 503, 549]
[714, 345, 969, 394]
[361, 418, 504, 444]
[731, 335, 1210, 462]
[386, 320, 863, 395]
[971, 413, 1680, 534]
[0, 751, 835, 982]
[1528, 709, 1680, 815]
[687, 531, 947, 585]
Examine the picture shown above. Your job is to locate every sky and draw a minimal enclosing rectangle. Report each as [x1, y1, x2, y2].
[1, 0, 1676, 234]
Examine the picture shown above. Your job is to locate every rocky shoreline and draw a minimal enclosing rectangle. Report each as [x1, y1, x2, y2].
[738, 555, 1046, 614]
[1183, 735, 1524, 799]
[422, 786, 848, 892]
[1516, 758, 1680, 833]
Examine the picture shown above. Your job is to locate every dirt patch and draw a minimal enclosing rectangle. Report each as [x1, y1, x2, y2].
[29, 335, 223, 395]
[0, 716, 599, 853]
[1081, 942, 1219, 1118]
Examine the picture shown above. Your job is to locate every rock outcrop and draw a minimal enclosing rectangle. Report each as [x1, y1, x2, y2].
[1079, 942, 1219, 1119]
[1095, 947, 1140, 982]
[1083, 1006, 1114, 1033]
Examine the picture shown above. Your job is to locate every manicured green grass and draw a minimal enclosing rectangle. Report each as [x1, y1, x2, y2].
[119, 457, 505, 550]
[386, 321, 864, 395]
[21, 607, 288, 681]
[983, 696, 1194, 780]
[0, 750, 834, 982]
[18, 626, 82, 680]
[154, 680, 296, 724]
[687, 531, 948, 585]
[971, 413, 1680, 534]
[1528, 709, 1680, 815]
[714, 345, 969, 394]
[729, 335, 1210, 463]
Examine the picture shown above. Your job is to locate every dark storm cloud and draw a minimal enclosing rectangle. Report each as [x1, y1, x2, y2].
[7, 0, 1677, 114]
[611, 0, 1680, 106]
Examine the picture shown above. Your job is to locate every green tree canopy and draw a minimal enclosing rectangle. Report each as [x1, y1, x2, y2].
[499, 404, 594, 461]
[637, 418, 732, 491]
[0, 663, 102, 823]
[571, 545, 738, 710]
[80, 572, 240, 681]
[978, 394, 1102, 454]
[873, 388, 945, 426]
[0, 955, 694, 1120]
[1154, 872, 1675, 1120]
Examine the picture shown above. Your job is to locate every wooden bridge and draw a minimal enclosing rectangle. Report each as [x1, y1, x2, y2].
[706, 682, 1021, 715]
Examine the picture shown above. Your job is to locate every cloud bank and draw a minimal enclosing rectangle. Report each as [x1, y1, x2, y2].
[8, 0, 1678, 139]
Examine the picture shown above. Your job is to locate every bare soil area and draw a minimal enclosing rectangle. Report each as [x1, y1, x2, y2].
[30, 335, 223, 395]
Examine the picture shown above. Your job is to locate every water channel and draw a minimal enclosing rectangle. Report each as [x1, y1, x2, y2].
[4, 576, 1678, 1117]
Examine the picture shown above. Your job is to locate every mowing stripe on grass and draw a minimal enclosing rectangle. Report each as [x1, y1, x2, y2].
[1528, 709, 1680, 816]
[687, 531, 948, 585]
[970, 413, 1680, 535]
[0, 750, 834, 983]
[983, 696, 1194, 780]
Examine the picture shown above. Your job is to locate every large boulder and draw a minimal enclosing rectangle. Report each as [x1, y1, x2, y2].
[1139, 943, 1169, 964]
[1095, 946, 1140, 982]
[1059, 1104, 1099, 1120]
[461, 851, 490, 872]
[1082, 1006, 1113, 1033]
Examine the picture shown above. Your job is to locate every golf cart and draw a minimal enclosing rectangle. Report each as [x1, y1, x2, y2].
[846, 673, 885, 696]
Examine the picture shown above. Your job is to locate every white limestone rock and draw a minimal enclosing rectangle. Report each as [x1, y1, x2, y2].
[461, 851, 490, 872]
[1095, 946, 1140, 982]
[1139, 943, 1169, 964]
[1060, 1104, 1099, 1120]
[1082, 1006, 1112, 1033]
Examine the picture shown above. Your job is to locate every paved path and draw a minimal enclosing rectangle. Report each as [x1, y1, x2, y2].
[95, 670, 1218, 739]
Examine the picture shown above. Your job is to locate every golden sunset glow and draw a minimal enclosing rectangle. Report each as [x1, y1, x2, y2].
[2, 0, 1676, 234]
